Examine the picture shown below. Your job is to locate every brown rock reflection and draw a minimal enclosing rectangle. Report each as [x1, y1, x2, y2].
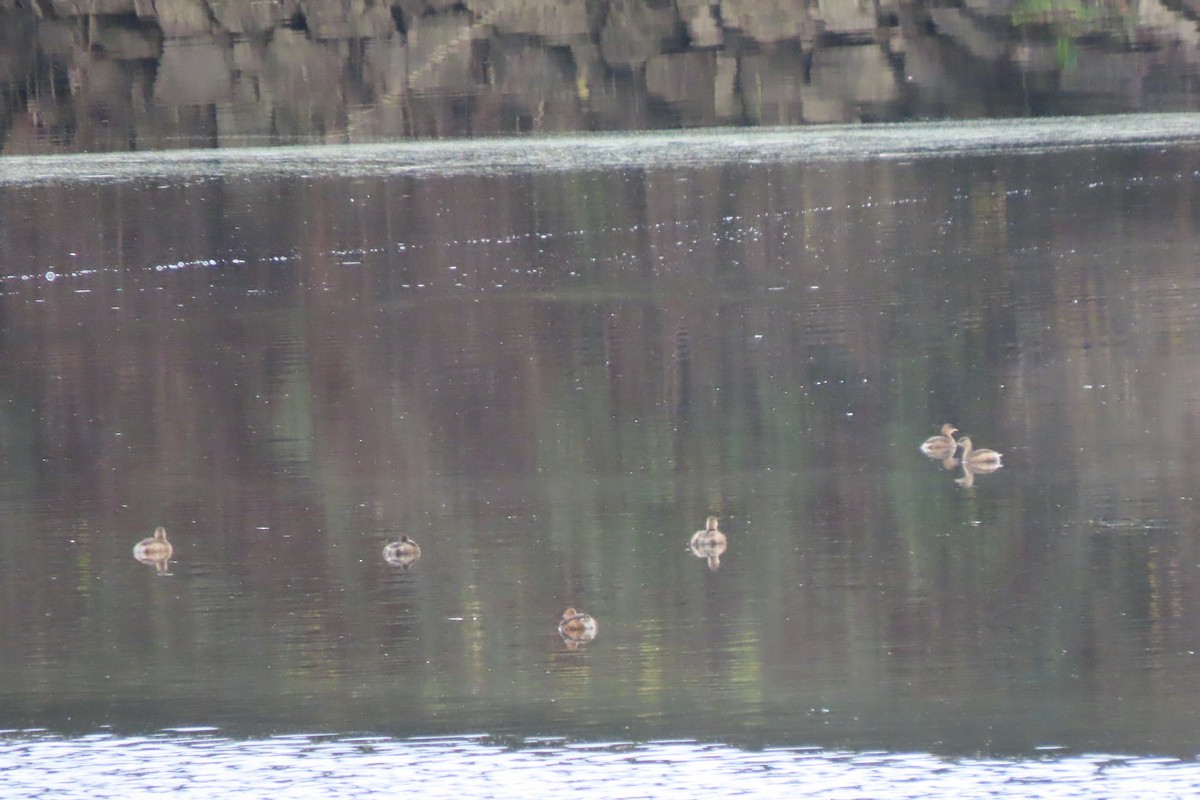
[5, 0, 1200, 155]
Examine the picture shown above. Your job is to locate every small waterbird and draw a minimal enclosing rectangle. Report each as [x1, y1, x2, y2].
[920, 424, 959, 457]
[383, 535, 422, 568]
[132, 526, 173, 573]
[689, 515, 728, 571]
[956, 436, 1002, 468]
[558, 607, 598, 645]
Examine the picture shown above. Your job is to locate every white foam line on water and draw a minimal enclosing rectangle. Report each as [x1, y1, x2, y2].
[2, 114, 1199, 186]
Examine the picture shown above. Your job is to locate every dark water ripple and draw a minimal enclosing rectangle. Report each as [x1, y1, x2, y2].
[2, 732, 1197, 799]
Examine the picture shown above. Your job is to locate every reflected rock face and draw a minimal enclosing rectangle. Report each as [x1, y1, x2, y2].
[132, 526, 173, 574]
[558, 607, 598, 647]
[689, 515, 728, 571]
[382, 535, 421, 568]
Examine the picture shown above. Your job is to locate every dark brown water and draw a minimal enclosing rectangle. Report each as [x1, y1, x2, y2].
[3, 118, 1200, 794]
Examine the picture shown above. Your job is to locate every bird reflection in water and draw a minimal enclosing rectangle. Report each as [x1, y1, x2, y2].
[689, 515, 728, 571]
[382, 535, 422, 569]
[132, 526, 173, 574]
[920, 423, 960, 470]
[558, 607, 598, 649]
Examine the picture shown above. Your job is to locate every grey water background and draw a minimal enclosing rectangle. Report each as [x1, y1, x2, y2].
[4, 117, 1200, 796]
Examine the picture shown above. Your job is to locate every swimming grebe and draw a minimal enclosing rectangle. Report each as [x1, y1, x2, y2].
[920, 424, 959, 456]
[383, 535, 422, 568]
[558, 607, 598, 645]
[132, 526, 173, 572]
[956, 436, 1002, 467]
[689, 515, 728, 571]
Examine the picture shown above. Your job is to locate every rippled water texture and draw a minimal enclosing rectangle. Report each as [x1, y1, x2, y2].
[3, 119, 1200, 794]
[5, 733, 1200, 799]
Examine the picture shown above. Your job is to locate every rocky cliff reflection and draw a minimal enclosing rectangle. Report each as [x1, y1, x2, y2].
[2, 135, 1200, 754]
[4, 0, 1200, 154]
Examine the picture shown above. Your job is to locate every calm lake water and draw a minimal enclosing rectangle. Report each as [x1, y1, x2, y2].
[3, 116, 1200, 795]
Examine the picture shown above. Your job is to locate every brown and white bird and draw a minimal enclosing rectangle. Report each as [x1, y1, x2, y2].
[558, 607, 598, 646]
[132, 526, 173, 573]
[383, 535, 422, 568]
[920, 424, 959, 457]
[689, 515, 728, 571]
[956, 436, 1002, 468]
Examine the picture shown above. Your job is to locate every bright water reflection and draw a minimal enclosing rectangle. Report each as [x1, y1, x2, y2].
[5, 732, 1200, 799]
[2, 120, 1200, 793]
[3, 114, 1199, 186]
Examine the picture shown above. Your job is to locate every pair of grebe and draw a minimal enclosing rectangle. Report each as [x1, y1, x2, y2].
[133, 528, 427, 573]
[562, 515, 729, 645]
[920, 424, 1003, 467]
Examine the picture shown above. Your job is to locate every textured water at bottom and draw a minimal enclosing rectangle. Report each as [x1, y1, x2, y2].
[2, 732, 1197, 799]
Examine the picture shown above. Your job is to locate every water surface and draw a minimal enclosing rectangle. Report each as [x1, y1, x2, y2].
[2, 117, 1200, 793]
